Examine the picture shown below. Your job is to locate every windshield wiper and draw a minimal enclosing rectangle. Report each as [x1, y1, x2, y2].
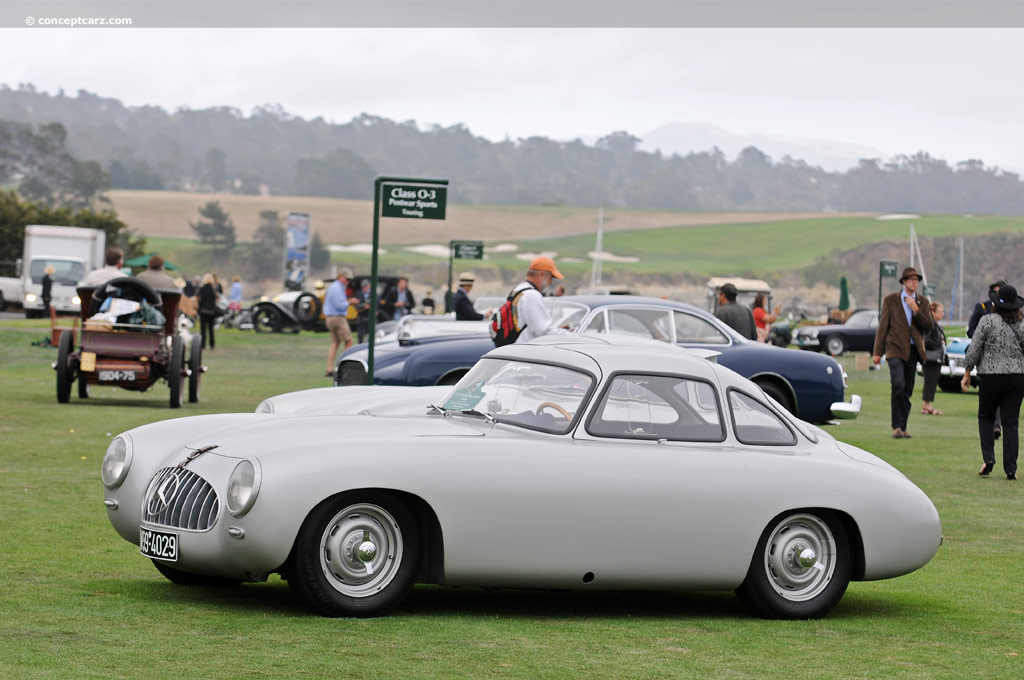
[428, 403, 451, 417]
[461, 409, 497, 424]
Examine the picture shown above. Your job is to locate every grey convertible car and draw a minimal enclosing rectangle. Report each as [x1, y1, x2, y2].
[103, 336, 939, 620]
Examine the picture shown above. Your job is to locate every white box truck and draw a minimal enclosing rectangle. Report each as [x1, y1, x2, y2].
[21, 225, 106, 318]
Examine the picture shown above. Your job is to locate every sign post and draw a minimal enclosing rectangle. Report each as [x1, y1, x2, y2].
[446, 240, 484, 313]
[878, 259, 899, 311]
[368, 176, 448, 384]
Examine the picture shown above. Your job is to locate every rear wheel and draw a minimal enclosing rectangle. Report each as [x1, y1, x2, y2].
[289, 491, 419, 617]
[293, 293, 322, 324]
[56, 330, 73, 403]
[168, 335, 184, 408]
[151, 559, 240, 586]
[825, 335, 846, 356]
[188, 338, 202, 403]
[735, 510, 851, 619]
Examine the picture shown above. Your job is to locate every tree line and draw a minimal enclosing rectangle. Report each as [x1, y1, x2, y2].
[2, 84, 1023, 214]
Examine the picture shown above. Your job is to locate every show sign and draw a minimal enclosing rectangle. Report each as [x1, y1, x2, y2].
[368, 176, 450, 385]
[380, 183, 447, 220]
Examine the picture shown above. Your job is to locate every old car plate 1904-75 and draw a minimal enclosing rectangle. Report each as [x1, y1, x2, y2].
[140, 527, 178, 561]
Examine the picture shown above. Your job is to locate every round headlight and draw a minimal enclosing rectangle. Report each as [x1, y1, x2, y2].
[72, 295, 81, 305]
[226, 459, 261, 517]
[101, 435, 133, 489]
[255, 399, 274, 414]
[25, 292, 37, 303]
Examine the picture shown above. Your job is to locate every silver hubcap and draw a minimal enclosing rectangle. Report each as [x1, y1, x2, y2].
[827, 337, 843, 354]
[319, 503, 403, 597]
[763, 513, 836, 601]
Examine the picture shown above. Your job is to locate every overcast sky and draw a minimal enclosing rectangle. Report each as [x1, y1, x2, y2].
[1, 28, 1022, 171]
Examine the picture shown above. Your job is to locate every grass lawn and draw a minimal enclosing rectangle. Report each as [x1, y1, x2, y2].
[0, 321, 1021, 679]
[143, 212, 1024, 286]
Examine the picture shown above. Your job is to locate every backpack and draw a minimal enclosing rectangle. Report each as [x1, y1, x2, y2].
[490, 283, 532, 347]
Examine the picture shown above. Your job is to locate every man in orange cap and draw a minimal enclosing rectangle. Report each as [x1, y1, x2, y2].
[510, 255, 569, 343]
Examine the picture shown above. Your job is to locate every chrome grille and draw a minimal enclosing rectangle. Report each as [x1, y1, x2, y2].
[337, 361, 368, 386]
[143, 467, 219, 530]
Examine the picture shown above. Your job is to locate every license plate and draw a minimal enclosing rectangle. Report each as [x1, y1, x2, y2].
[140, 527, 178, 561]
[99, 370, 137, 382]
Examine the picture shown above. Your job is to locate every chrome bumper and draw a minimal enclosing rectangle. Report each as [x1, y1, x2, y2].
[830, 394, 862, 420]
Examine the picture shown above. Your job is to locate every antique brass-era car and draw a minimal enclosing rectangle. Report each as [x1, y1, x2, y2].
[55, 277, 203, 408]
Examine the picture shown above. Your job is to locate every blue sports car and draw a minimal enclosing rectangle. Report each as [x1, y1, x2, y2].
[336, 296, 861, 423]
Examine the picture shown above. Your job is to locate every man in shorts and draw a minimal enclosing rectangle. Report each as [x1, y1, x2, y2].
[324, 268, 358, 377]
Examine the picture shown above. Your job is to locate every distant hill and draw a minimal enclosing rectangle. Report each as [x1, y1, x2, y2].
[2, 84, 1024, 214]
[639, 122, 887, 172]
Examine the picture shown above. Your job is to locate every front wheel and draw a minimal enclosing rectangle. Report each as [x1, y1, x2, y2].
[188, 338, 202, 403]
[735, 510, 851, 619]
[756, 380, 795, 416]
[289, 491, 419, 617]
[825, 335, 846, 356]
[252, 304, 283, 333]
[168, 335, 184, 408]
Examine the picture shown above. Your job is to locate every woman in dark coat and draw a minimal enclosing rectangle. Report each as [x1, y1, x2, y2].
[198, 273, 219, 350]
[962, 284, 1024, 479]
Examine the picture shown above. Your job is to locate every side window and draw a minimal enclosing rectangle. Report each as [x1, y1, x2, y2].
[674, 311, 729, 344]
[582, 310, 607, 334]
[729, 390, 797, 446]
[587, 374, 724, 442]
[607, 309, 673, 342]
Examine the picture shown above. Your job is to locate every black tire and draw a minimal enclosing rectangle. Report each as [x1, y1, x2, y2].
[168, 335, 184, 408]
[252, 304, 283, 333]
[188, 338, 202, 403]
[293, 293, 322, 324]
[825, 335, 846, 357]
[735, 510, 851, 620]
[56, 329, 73, 404]
[151, 559, 240, 587]
[756, 380, 795, 415]
[78, 376, 90, 399]
[289, 491, 420, 618]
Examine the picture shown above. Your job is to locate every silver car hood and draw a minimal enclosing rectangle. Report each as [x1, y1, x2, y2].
[181, 413, 498, 460]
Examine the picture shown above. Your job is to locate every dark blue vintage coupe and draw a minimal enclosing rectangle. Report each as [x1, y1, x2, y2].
[336, 296, 860, 423]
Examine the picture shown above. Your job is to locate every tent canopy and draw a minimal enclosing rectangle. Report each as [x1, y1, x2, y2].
[124, 254, 180, 271]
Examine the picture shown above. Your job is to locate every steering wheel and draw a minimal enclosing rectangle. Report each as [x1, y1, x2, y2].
[535, 402, 571, 420]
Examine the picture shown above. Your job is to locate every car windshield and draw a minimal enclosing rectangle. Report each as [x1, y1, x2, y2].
[543, 299, 589, 331]
[441, 358, 594, 434]
[30, 258, 84, 285]
[845, 311, 877, 327]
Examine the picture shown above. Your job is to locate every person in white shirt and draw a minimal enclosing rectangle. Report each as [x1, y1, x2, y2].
[514, 256, 569, 343]
[83, 247, 125, 286]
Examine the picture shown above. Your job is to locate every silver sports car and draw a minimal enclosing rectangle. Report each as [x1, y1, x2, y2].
[102, 335, 940, 620]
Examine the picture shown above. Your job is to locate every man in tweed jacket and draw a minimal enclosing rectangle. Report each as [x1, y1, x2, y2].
[873, 267, 933, 438]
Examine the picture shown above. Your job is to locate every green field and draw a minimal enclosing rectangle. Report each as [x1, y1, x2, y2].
[1, 322, 1022, 679]
[143, 213, 1024, 286]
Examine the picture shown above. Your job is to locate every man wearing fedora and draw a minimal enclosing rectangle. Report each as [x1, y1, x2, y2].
[961, 283, 1024, 480]
[873, 267, 933, 438]
[453, 272, 485, 321]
